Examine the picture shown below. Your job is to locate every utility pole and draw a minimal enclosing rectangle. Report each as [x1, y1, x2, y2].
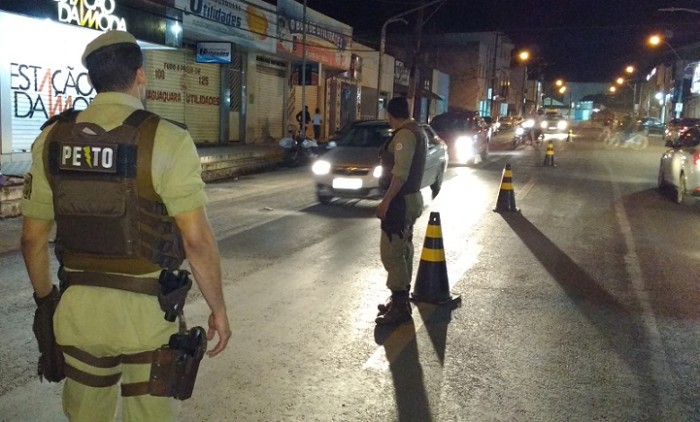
[408, 0, 425, 120]
[300, 0, 307, 138]
[489, 32, 500, 118]
[376, 0, 443, 119]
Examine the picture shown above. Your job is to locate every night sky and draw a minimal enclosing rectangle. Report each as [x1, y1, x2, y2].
[303, 0, 699, 82]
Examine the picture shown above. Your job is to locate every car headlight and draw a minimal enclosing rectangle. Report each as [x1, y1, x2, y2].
[540, 121, 548, 129]
[557, 120, 567, 130]
[312, 160, 331, 175]
[453, 135, 475, 161]
[373, 165, 383, 178]
[455, 135, 474, 145]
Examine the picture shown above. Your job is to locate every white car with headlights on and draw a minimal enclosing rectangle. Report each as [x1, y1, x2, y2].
[541, 111, 568, 133]
[311, 120, 448, 204]
[429, 111, 490, 165]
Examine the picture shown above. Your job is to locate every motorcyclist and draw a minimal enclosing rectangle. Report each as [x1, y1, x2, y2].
[528, 108, 544, 144]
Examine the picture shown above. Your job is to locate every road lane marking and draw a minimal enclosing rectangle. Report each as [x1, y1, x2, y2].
[517, 176, 537, 200]
[608, 163, 677, 417]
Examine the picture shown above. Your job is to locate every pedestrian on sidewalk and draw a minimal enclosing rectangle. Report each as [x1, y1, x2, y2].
[375, 97, 426, 325]
[21, 30, 231, 422]
[296, 105, 311, 138]
[312, 107, 323, 140]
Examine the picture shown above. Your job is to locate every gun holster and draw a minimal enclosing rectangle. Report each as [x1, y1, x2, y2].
[32, 285, 65, 382]
[149, 326, 207, 400]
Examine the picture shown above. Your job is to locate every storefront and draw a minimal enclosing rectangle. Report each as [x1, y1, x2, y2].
[277, 0, 353, 139]
[0, 0, 181, 172]
[687, 63, 700, 118]
[173, 0, 279, 143]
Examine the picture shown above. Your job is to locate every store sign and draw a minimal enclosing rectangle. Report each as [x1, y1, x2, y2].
[196, 42, 232, 64]
[394, 60, 410, 87]
[175, 0, 276, 53]
[11, 62, 94, 121]
[276, 0, 352, 69]
[53, 0, 127, 31]
[691, 64, 700, 95]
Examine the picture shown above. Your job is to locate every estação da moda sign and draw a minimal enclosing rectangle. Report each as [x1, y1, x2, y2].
[53, 0, 127, 31]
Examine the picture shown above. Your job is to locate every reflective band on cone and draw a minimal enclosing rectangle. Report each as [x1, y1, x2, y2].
[411, 212, 460, 305]
[493, 163, 519, 213]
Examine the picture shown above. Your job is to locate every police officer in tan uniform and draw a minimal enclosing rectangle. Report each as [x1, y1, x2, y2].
[375, 97, 426, 325]
[21, 31, 231, 421]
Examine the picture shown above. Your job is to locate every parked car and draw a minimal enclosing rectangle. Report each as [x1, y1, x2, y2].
[664, 117, 700, 143]
[658, 126, 700, 204]
[311, 120, 448, 204]
[540, 111, 568, 133]
[429, 111, 490, 165]
[637, 117, 665, 136]
[497, 116, 517, 130]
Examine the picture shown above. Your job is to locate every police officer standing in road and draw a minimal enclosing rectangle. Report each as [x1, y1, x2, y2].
[375, 97, 426, 325]
[21, 31, 231, 421]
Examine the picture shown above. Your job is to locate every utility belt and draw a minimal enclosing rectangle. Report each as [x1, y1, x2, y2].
[54, 268, 206, 400]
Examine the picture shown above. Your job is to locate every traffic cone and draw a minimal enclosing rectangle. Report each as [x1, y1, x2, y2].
[543, 141, 556, 166]
[411, 212, 460, 305]
[566, 129, 573, 142]
[493, 163, 519, 212]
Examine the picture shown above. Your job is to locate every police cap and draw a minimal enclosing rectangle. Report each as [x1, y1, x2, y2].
[82, 30, 139, 67]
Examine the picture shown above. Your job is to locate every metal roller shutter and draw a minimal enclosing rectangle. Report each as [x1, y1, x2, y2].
[254, 64, 285, 141]
[144, 50, 220, 143]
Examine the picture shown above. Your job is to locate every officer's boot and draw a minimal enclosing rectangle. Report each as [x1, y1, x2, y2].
[377, 287, 412, 316]
[375, 291, 412, 325]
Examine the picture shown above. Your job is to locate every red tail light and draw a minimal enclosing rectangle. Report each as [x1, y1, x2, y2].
[694, 152, 700, 167]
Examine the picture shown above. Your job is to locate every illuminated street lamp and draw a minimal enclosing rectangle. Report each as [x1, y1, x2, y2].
[648, 33, 682, 60]
[375, 0, 443, 118]
[518, 50, 530, 116]
[609, 86, 617, 93]
[625, 65, 635, 74]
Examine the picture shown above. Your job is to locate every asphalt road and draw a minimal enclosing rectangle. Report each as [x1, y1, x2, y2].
[0, 127, 698, 421]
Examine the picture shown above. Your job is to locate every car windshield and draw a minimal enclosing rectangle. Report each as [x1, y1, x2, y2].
[334, 124, 393, 148]
[430, 115, 474, 132]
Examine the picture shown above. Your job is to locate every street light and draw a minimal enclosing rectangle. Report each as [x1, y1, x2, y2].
[518, 50, 530, 116]
[616, 74, 637, 115]
[375, 0, 444, 118]
[376, 17, 407, 117]
[648, 33, 684, 119]
[648, 33, 682, 60]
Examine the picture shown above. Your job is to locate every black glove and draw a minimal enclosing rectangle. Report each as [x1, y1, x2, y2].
[381, 195, 407, 240]
[32, 285, 65, 382]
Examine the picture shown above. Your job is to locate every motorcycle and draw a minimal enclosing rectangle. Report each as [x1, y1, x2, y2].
[512, 119, 544, 149]
[603, 130, 648, 150]
[279, 134, 335, 167]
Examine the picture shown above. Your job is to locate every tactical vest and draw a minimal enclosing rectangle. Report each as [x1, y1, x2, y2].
[43, 109, 184, 275]
[379, 121, 427, 194]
